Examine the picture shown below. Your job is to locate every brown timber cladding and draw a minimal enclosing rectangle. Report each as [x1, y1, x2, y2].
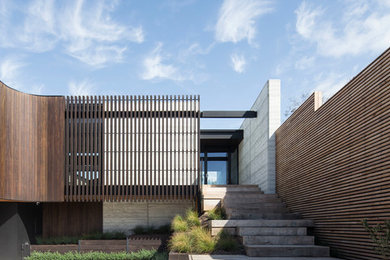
[0, 82, 65, 202]
[275, 47, 390, 260]
[65, 95, 200, 202]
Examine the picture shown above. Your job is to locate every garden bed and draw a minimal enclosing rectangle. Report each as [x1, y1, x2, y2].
[31, 235, 169, 254]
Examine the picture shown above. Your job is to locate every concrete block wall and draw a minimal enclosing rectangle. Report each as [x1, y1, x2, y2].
[103, 201, 193, 234]
[238, 80, 281, 194]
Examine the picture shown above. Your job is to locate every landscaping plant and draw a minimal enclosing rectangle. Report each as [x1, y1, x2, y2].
[362, 219, 390, 259]
[25, 249, 167, 260]
[207, 207, 226, 220]
[168, 209, 240, 254]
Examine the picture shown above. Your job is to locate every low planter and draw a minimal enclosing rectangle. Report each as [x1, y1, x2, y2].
[169, 252, 189, 260]
[31, 235, 170, 254]
[30, 244, 78, 253]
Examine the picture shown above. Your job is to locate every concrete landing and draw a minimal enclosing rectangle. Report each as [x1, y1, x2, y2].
[190, 255, 342, 260]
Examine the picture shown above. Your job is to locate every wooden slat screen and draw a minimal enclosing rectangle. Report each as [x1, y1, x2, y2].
[65, 95, 200, 202]
[275, 48, 390, 260]
[0, 82, 64, 202]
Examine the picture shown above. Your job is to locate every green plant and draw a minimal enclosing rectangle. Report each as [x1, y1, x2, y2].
[169, 232, 193, 253]
[171, 215, 188, 232]
[208, 207, 226, 220]
[185, 209, 201, 227]
[215, 231, 239, 252]
[362, 219, 390, 259]
[25, 249, 168, 260]
[190, 226, 216, 253]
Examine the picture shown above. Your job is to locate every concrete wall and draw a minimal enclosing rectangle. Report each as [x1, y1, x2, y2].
[103, 201, 193, 234]
[238, 79, 280, 194]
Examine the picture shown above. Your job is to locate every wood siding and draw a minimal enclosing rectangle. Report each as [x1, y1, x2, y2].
[42, 202, 102, 238]
[275, 48, 390, 259]
[65, 95, 200, 202]
[0, 82, 65, 202]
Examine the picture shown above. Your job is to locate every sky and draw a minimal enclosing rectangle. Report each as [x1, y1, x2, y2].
[1, 0, 390, 129]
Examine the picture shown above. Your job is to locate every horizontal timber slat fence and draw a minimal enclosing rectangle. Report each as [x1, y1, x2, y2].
[65, 95, 200, 202]
[275, 47, 390, 259]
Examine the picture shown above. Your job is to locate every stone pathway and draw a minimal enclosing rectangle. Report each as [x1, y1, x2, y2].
[190, 255, 342, 260]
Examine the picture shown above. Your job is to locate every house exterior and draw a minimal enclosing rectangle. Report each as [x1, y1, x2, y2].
[1, 47, 390, 260]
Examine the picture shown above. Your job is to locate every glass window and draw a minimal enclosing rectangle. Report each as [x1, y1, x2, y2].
[207, 161, 227, 185]
[207, 152, 228, 158]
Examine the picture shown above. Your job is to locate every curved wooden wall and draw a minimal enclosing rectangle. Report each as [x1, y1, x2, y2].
[275, 48, 390, 259]
[0, 82, 65, 201]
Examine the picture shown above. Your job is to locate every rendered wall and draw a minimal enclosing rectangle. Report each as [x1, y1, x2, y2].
[239, 80, 280, 193]
[103, 201, 193, 234]
[0, 82, 65, 202]
[275, 48, 390, 259]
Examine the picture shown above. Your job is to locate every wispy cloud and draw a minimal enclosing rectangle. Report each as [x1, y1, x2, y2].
[294, 56, 315, 70]
[0, 56, 45, 94]
[0, 57, 26, 89]
[0, 0, 144, 67]
[141, 43, 184, 81]
[68, 79, 94, 96]
[230, 53, 246, 73]
[295, 0, 390, 57]
[313, 72, 349, 99]
[215, 0, 272, 44]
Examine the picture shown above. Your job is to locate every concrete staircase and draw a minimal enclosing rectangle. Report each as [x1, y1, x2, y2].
[203, 185, 331, 258]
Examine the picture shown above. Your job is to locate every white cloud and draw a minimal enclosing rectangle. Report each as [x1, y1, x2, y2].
[141, 43, 184, 81]
[313, 72, 349, 98]
[215, 0, 272, 44]
[0, 0, 144, 67]
[294, 56, 315, 70]
[0, 56, 45, 94]
[295, 0, 390, 57]
[230, 53, 246, 73]
[0, 57, 26, 89]
[68, 79, 94, 96]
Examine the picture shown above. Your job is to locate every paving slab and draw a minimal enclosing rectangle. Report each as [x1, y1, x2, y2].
[190, 255, 342, 260]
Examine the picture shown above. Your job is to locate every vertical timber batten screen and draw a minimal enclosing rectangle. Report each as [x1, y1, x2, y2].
[65, 95, 200, 202]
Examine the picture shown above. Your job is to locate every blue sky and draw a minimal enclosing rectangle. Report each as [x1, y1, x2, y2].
[1, 0, 390, 128]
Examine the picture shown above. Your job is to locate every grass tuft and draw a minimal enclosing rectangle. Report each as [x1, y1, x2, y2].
[208, 207, 226, 220]
[169, 232, 193, 253]
[185, 209, 201, 227]
[171, 215, 188, 232]
[190, 226, 216, 253]
[215, 231, 239, 252]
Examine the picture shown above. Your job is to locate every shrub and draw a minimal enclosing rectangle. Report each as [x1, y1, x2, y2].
[185, 209, 201, 227]
[215, 231, 239, 252]
[208, 207, 226, 220]
[169, 232, 192, 253]
[362, 219, 390, 259]
[171, 215, 188, 232]
[25, 249, 168, 260]
[190, 226, 216, 253]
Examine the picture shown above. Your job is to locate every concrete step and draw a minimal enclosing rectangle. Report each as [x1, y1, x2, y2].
[202, 185, 260, 192]
[225, 207, 288, 215]
[245, 245, 330, 257]
[238, 227, 307, 236]
[227, 212, 301, 220]
[203, 190, 264, 199]
[223, 202, 286, 210]
[241, 235, 315, 245]
[210, 219, 314, 228]
[222, 196, 282, 204]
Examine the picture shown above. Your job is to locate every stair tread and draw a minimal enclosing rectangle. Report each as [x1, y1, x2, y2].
[211, 219, 314, 228]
